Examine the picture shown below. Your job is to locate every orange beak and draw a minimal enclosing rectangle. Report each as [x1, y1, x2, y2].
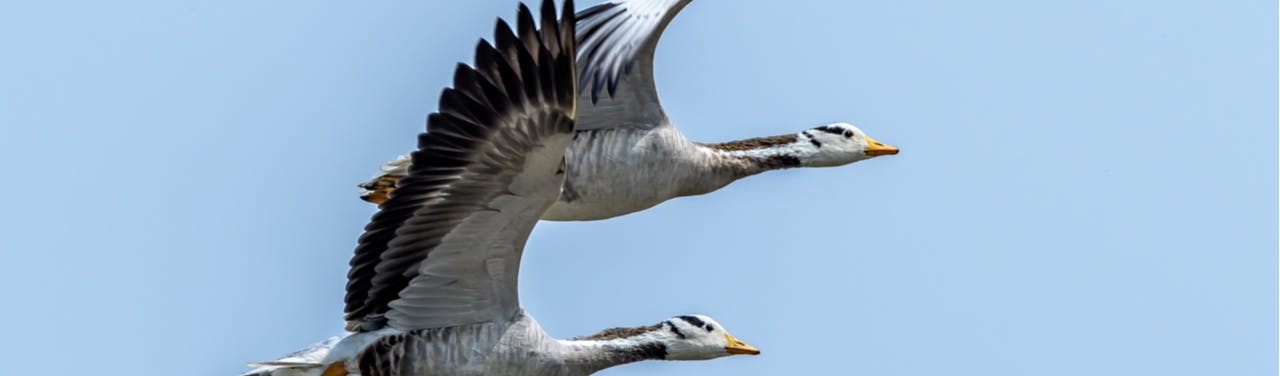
[724, 332, 761, 355]
[864, 136, 899, 157]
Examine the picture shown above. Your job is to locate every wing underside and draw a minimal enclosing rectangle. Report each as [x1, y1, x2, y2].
[574, 0, 691, 130]
[343, 0, 578, 331]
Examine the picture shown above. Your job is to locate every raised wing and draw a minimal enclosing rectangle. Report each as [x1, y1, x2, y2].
[574, 0, 692, 130]
[353, 1, 695, 205]
[343, 0, 577, 331]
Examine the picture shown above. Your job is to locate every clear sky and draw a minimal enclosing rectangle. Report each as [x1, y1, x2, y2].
[1, 1, 1275, 375]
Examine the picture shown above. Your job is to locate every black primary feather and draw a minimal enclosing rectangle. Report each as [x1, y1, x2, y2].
[343, 0, 577, 324]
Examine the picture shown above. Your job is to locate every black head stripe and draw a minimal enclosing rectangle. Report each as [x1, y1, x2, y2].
[676, 315, 706, 328]
[814, 125, 844, 135]
[665, 321, 686, 339]
[801, 131, 822, 147]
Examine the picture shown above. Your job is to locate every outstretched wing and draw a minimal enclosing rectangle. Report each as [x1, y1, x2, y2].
[574, 0, 692, 130]
[343, 0, 577, 331]
[354, 1, 695, 204]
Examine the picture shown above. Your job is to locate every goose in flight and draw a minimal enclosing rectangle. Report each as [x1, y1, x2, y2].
[247, 2, 757, 375]
[359, 0, 899, 221]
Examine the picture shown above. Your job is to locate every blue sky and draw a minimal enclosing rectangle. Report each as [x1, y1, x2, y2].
[1, 0, 1275, 375]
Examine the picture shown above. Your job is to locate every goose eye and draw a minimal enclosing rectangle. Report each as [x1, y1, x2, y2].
[704, 324, 713, 332]
[843, 130, 853, 138]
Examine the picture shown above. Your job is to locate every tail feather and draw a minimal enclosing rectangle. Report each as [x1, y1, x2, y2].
[242, 363, 321, 376]
[357, 154, 411, 204]
[244, 335, 345, 376]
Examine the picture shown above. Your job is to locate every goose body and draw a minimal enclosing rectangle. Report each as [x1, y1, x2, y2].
[360, 0, 899, 220]
[554, 124, 719, 219]
[247, 2, 757, 375]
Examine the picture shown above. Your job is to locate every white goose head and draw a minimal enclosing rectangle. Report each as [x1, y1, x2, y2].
[658, 315, 760, 360]
[796, 122, 899, 167]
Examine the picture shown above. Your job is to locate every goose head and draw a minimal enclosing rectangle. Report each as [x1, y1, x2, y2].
[658, 315, 760, 360]
[796, 122, 899, 167]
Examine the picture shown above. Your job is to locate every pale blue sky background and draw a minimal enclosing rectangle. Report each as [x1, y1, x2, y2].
[1, 0, 1275, 375]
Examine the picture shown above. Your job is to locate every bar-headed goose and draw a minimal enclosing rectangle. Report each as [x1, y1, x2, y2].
[246, 2, 757, 375]
[359, 0, 899, 220]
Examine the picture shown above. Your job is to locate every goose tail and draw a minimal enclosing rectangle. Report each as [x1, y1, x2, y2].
[242, 362, 320, 376]
[244, 335, 346, 376]
[357, 154, 411, 204]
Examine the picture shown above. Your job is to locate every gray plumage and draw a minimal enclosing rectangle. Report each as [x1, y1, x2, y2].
[360, 0, 899, 220]
[250, 2, 759, 375]
[342, 0, 579, 371]
[352, 314, 674, 376]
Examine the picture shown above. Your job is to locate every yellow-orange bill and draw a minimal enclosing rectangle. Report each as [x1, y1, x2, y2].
[724, 333, 761, 355]
[864, 136, 899, 156]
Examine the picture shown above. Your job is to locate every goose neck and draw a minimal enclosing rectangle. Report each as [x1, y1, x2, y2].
[558, 325, 669, 372]
[696, 133, 806, 177]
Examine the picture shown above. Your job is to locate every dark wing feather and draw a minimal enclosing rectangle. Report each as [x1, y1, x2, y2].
[573, 0, 691, 131]
[343, 0, 576, 330]
[353, 0, 696, 207]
